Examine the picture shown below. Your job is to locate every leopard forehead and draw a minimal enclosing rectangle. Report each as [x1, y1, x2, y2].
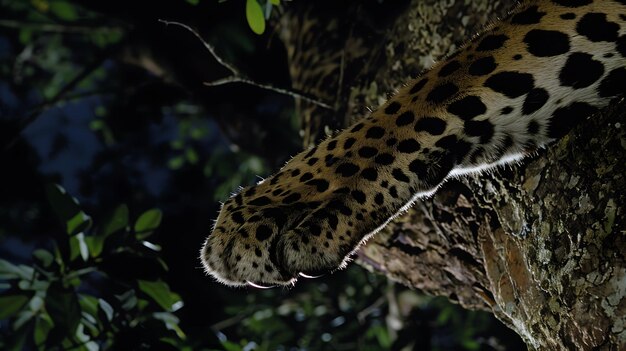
[202, 0, 626, 287]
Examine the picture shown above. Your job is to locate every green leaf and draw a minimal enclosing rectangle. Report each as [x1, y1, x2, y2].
[45, 283, 81, 335]
[100, 204, 129, 237]
[29, 295, 44, 311]
[136, 298, 148, 311]
[18, 278, 49, 292]
[168, 156, 185, 170]
[134, 209, 162, 239]
[89, 120, 104, 131]
[137, 280, 183, 312]
[84, 237, 103, 258]
[33, 249, 54, 267]
[246, 0, 266, 34]
[185, 148, 198, 164]
[0, 294, 31, 319]
[95, 105, 107, 116]
[170, 139, 184, 150]
[79, 295, 98, 317]
[19, 29, 32, 44]
[13, 309, 35, 331]
[190, 128, 207, 140]
[45, 183, 90, 235]
[34, 315, 54, 348]
[115, 290, 138, 311]
[66, 211, 92, 235]
[0, 259, 34, 280]
[49, 2, 78, 21]
[221, 340, 243, 351]
[90, 205, 128, 257]
[462, 339, 480, 350]
[75, 323, 99, 350]
[46, 183, 80, 220]
[98, 298, 114, 322]
[436, 306, 454, 325]
[270, 0, 280, 4]
[78, 296, 101, 337]
[374, 326, 391, 348]
[153, 312, 186, 339]
[89, 29, 123, 48]
[69, 233, 89, 261]
[142, 241, 162, 251]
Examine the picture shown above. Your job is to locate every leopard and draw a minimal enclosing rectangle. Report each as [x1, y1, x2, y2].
[201, 0, 626, 288]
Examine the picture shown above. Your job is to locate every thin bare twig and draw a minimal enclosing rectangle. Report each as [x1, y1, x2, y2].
[210, 313, 249, 331]
[158, 19, 334, 110]
[336, 49, 346, 111]
[158, 19, 238, 74]
[203, 76, 333, 109]
[357, 295, 387, 323]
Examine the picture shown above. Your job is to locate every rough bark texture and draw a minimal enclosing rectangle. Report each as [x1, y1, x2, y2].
[280, 0, 626, 349]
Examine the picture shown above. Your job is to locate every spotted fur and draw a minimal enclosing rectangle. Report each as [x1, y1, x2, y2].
[202, 0, 626, 287]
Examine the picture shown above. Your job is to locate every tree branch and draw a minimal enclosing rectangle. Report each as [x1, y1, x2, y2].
[157, 19, 238, 74]
[203, 76, 334, 110]
[158, 19, 334, 110]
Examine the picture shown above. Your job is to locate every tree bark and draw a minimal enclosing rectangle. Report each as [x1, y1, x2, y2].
[281, 0, 626, 349]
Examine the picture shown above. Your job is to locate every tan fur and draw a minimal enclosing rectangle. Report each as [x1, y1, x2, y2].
[202, 0, 626, 287]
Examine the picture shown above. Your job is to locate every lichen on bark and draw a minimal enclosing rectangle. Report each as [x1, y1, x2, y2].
[358, 97, 626, 350]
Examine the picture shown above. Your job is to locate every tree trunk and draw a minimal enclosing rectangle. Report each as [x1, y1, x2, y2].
[281, 0, 626, 349]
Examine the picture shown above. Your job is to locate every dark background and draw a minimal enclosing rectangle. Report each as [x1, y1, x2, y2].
[0, 0, 525, 349]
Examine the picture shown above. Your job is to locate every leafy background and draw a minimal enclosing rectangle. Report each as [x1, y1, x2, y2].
[0, 0, 525, 350]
